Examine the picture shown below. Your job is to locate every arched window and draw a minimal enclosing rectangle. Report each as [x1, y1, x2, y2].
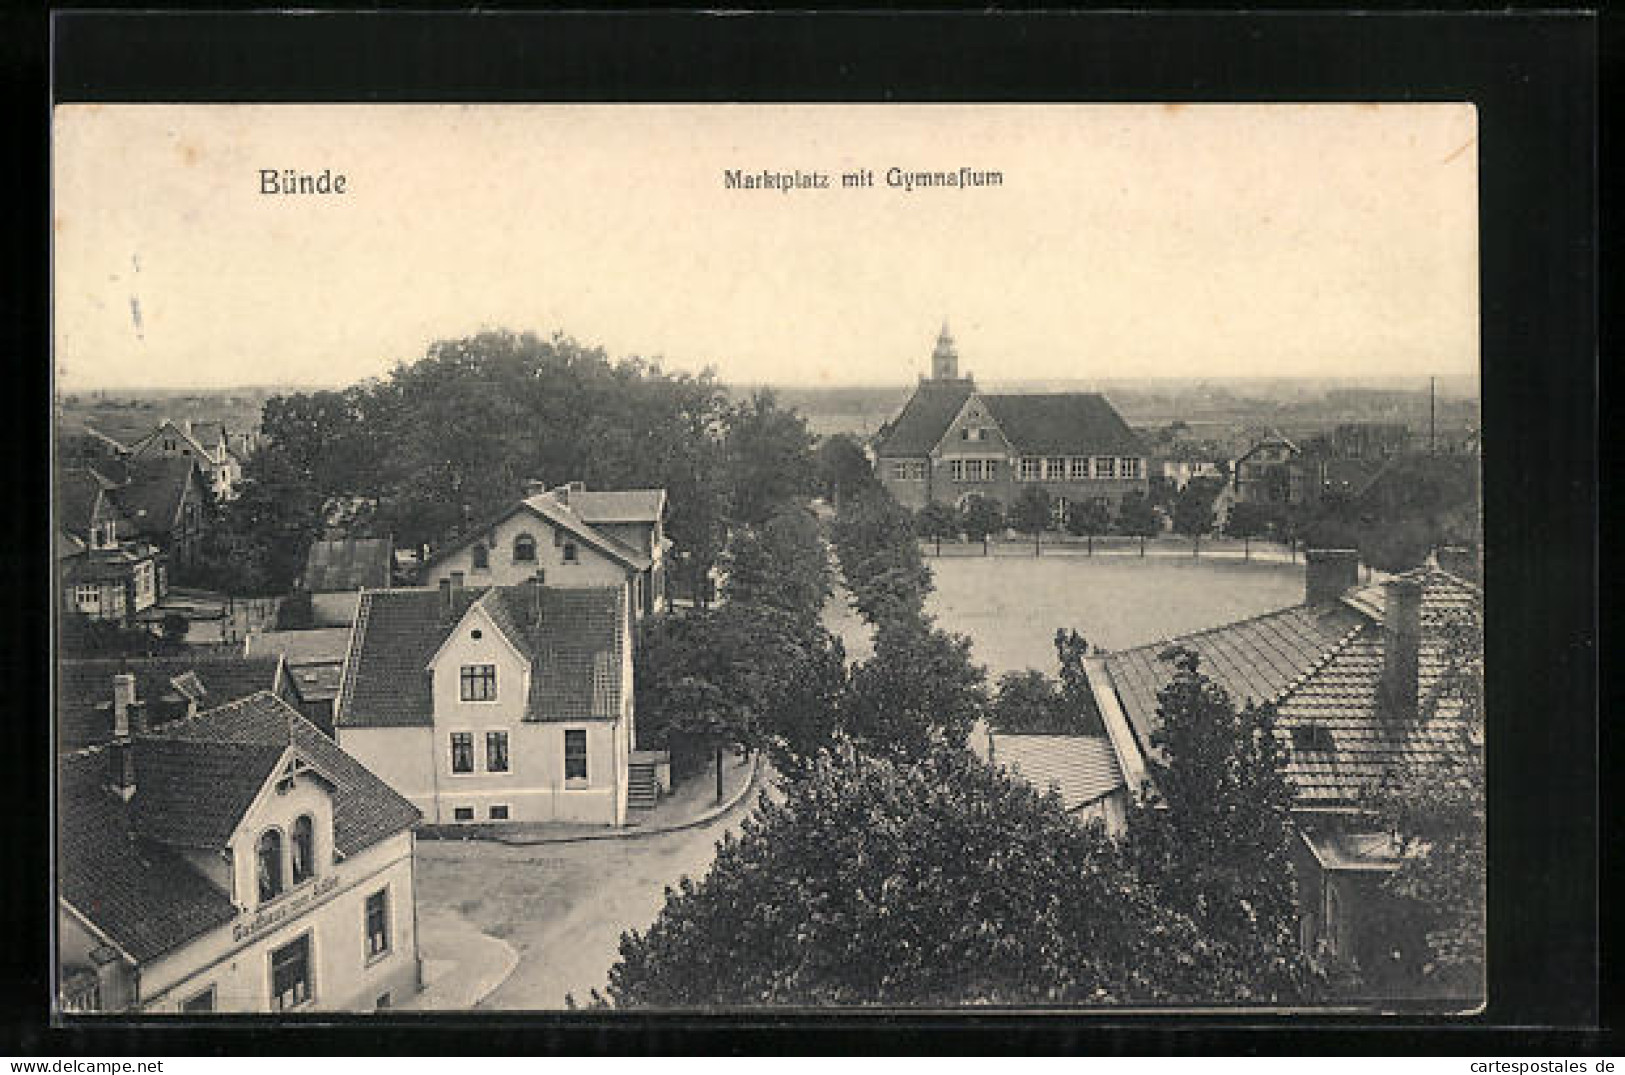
[257, 829, 284, 902]
[290, 815, 315, 884]
[513, 534, 537, 563]
[471, 543, 490, 570]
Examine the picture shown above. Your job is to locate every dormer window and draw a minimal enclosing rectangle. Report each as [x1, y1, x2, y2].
[562, 542, 579, 564]
[514, 534, 537, 563]
[257, 829, 284, 901]
[290, 815, 315, 884]
[472, 543, 490, 570]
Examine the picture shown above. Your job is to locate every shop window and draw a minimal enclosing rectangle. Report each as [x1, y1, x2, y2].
[270, 934, 313, 1011]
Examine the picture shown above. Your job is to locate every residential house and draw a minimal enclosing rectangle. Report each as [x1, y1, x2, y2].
[873, 325, 1149, 523]
[244, 628, 356, 736]
[57, 468, 165, 626]
[977, 731, 1129, 834]
[57, 655, 291, 753]
[334, 578, 636, 828]
[127, 418, 246, 501]
[1231, 430, 1304, 507]
[112, 457, 211, 568]
[1086, 550, 1481, 989]
[299, 537, 396, 627]
[418, 481, 667, 621]
[1232, 429, 1392, 511]
[58, 691, 421, 1013]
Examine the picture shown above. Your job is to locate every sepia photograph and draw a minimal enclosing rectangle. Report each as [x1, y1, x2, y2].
[52, 102, 1486, 1017]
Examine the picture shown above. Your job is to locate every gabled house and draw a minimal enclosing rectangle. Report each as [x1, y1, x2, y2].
[1086, 550, 1482, 982]
[110, 457, 210, 568]
[57, 468, 165, 626]
[57, 691, 421, 1013]
[334, 578, 636, 828]
[245, 628, 357, 736]
[299, 536, 396, 626]
[127, 418, 246, 501]
[419, 481, 667, 621]
[873, 325, 1149, 522]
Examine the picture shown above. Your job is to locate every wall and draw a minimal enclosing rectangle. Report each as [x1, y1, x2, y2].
[138, 831, 418, 1013]
[336, 727, 437, 821]
[423, 510, 633, 593]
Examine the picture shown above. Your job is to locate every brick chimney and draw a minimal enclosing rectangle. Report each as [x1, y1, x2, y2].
[526, 571, 545, 625]
[439, 577, 455, 620]
[523, 478, 549, 499]
[1379, 577, 1423, 721]
[111, 673, 136, 739]
[1305, 548, 1360, 605]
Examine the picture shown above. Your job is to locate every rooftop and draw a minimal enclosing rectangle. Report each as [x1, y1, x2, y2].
[301, 536, 394, 593]
[986, 734, 1126, 812]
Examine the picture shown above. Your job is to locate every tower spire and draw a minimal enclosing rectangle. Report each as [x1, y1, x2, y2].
[930, 321, 959, 381]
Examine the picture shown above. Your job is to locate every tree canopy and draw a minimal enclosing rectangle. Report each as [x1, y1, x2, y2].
[1007, 485, 1053, 553]
[959, 495, 1005, 555]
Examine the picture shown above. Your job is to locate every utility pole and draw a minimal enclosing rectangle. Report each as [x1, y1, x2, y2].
[1429, 376, 1437, 454]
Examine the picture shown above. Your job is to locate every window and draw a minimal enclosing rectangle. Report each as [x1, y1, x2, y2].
[270, 934, 312, 1011]
[1019, 457, 1041, 481]
[488, 805, 510, 820]
[74, 585, 99, 607]
[562, 542, 579, 563]
[513, 534, 537, 563]
[1120, 457, 1142, 479]
[1070, 457, 1090, 480]
[889, 460, 924, 481]
[964, 460, 983, 482]
[564, 729, 588, 782]
[257, 829, 284, 902]
[949, 460, 965, 482]
[364, 889, 390, 959]
[1051, 496, 1070, 527]
[1045, 457, 1068, 481]
[450, 570, 465, 589]
[181, 986, 216, 1013]
[376, 993, 392, 1010]
[290, 815, 315, 885]
[460, 665, 497, 702]
[452, 806, 475, 821]
[471, 544, 490, 570]
[450, 732, 475, 774]
[981, 459, 998, 481]
[486, 731, 510, 773]
[1094, 457, 1117, 479]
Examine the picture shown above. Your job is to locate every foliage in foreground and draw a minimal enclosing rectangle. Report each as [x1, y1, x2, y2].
[605, 747, 1236, 1007]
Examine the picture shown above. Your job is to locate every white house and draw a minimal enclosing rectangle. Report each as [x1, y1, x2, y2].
[418, 481, 668, 621]
[127, 418, 246, 501]
[57, 691, 422, 1014]
[334, 578, 636, 828]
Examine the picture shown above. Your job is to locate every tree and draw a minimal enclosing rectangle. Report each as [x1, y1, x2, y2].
[721, 506, 832, 627]
[1053, 628, 1105, 736]
[831, 488, 932, 629]
[914, 501, 960, 556]
[959, 495, 1004, 556]
[1366, 602, 1484, 1000]
[1008, 485, 1053, 556]
[1064, 498, 1111, 555]
[987, 630, 1104, 736]
[1172, 477, 1221, 557]
[1115, 493, 1160, 557]
[1123, 647, 1320, 1003]
[604, 746, 1235, 1006]
[990, 670, 1062, 733]
[814, 434, 876, 509]
[1224, 501, 1272, 561]
[839, 621, 987, 764]
[722, 390, 818, 527]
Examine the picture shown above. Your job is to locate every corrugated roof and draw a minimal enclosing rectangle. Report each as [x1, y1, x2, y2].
[871, 381, 976, 457]
[301, 537, 394, 592]
[1102, 565, 1481, 807]
[336, 584, 625, 729]
[980, 393, 1146, 456]
[990, 734, 1125, 810]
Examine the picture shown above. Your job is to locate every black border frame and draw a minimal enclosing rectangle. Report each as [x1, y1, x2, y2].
[5, 7, 1602, 1055]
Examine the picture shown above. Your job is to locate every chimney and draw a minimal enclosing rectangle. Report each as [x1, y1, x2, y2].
[1380, 578, 1423, 721]
[105, 741, 137, 800]
[1436, 545, 1480, 581]
[527, 571, 545, 625]
[439, 577, 454, 619]
[111, 673, 136, 739]
[523, 478, 548, 499]
[1305, 548, 1359, 605]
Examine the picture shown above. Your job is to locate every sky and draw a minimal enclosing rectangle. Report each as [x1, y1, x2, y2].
[53, 103, 1479, 390]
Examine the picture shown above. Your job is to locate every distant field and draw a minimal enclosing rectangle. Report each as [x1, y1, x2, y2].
[824, 554, 1304, 675]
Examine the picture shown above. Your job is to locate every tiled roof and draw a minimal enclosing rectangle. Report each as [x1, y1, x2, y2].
[1104, 603, 1366, 766]
[1101, 565, 1481, 807]
[164, 692, 421, 857]
[57, 530, 86, 560]
[302, 537, 394, 592]
[58, 692, 419, 963]
[56, 655, 285, 753]
[872, 381, 975, 457]
[980, 394, 1146, 456]
[336, 584, 625, 729]
[57, 752, 238, 963]
[111, 457, 198, 538]
[56, 469, 119, 538]
[989, 734, 1126, 810]
[566, 489, 666, 524]
[422, 494, 651, 574]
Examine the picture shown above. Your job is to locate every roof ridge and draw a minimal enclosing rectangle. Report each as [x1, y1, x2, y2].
[1110, 601, 1320, 658]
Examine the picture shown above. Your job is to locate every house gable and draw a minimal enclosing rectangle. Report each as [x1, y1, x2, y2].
[931, 393, 1015, 458]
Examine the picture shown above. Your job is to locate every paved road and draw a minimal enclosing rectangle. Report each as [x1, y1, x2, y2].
[414, 770, 764, 1010]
